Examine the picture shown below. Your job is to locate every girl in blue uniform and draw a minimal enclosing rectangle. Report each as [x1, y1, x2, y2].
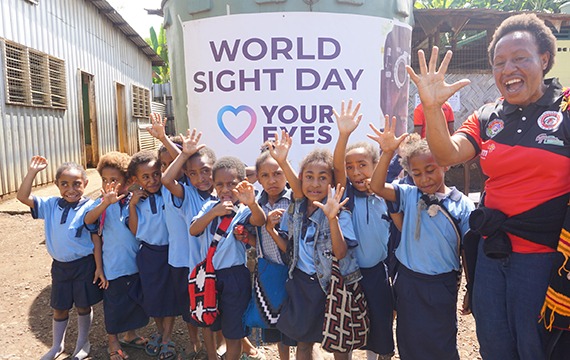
[84, 151, 149, 360]
[17, 156, 102, 360]
[267, 131, 360, 360]
[190, 156, 266, 360]
[333, 100, 395, 360]
[368, 117, 474, 360]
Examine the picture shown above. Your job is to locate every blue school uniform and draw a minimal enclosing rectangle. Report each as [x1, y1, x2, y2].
[31, 196, 103, 310]
[344, 182, 395, 356]
[192, 201, 253, 339]
[135, 187, 169, 246]
[87, 196, 149, 334]
[392, 184, 474, 360]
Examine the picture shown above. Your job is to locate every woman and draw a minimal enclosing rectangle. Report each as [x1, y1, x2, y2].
[406, 13, 570, 360]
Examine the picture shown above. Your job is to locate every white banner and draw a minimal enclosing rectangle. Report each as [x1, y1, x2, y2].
[183, 12, 411, 167]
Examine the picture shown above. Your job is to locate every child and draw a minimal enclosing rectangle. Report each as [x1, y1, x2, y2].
[368, 117, 474, 360]
[267, 131, 360, 360]
[189, 157, 266, 360]
[252, 147, 296, 360]
[83, 152, 149, 360]
[332, 100, 395, 360]
[161, 128, 219, 360]
[16, 156, 102, 360]
[127, 150, 179, 360]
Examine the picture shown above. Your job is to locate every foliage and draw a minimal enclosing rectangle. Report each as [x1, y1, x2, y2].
[414, 0, 567, 12]
[146, 25, 170, 84]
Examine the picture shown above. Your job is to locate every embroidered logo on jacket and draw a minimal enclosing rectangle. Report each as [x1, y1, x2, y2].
[537, 111, 562, 131]
[486, 119, 504, 138]
[536, 133, 564, 146]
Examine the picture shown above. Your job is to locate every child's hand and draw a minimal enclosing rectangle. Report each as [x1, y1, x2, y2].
[233, 181, 256, 206]
[333, 99, 362, 136]
[147, 113, 167, 140]
[268, 130, 292, 164]
[182, 128, 205, 156]
[100, 181, 126, 205]
[93, 268, 108, 289]
[313, 184, 349, 220]
[130, 187, 148, 206]
[211, 200, 236, 217]
[29, 155, 48, 173]
[233, 224, 250, 244]
[367, 115, 408, 153]
[266, 208, 285, 229]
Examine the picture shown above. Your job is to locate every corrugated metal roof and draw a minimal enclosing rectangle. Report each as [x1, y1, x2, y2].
[87, 0, 164, 66]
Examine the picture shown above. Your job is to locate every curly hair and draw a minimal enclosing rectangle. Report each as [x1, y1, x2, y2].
[97, 151, 130, 179]
[346, 141, 380, 164]
[299, 148, 334, 184]
[212, 156, 246, 181]
[398, 133, 431, 173]
[488, 13, 556, 75]
[128, 150, 159, 178]
[188, 146, 216, 166]
[158, 135, 183, 155]
[255, 150, 274, 173]
[55, 162, 87, 181]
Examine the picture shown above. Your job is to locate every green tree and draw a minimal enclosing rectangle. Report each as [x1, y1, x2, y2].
[147, 25, 170, 84]
[415, 0, 566, 12]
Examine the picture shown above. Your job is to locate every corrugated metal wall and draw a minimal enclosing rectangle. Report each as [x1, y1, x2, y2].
[0, 0, 153, 195]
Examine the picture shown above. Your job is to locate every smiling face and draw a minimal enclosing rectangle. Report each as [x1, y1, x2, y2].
[214, 167, 239, 203]
[408, 153, 447, 195]
[257, 157, 286, 203]
[492, 31, 549, 107]
[55, 169, 88, 203]
[301, 161, 333, 203]
[345, 148, 376, 192]
[185, 155, 214, 193]
[101, 167, 129, 195]
[133, 160, 162, 194]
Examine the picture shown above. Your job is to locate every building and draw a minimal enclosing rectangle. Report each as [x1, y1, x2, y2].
[0, 0, 163, 196]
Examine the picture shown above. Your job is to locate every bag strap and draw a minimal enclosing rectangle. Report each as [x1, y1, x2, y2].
[417, 191, 462, 256]
[210, 206, 238, 249]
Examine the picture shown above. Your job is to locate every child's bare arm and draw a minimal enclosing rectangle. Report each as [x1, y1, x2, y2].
[333, 99, 362, 189]
[268, 130, 302, 199]
[190, 201, 235, 236]
[91, 233, 108, 289]
[85, 182, 125, 225]
[147, 113, 180, 160]
[367, 116, 407, 202]
[234, 181, 266, 226]
[17, 156, 48, 208]
[313, 184, 350, 259]
[162, 128, 205, 199]
[264, 209, 288, 252]
[127, 188, 146, 235]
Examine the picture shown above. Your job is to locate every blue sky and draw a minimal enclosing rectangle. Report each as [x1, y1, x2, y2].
[106, 0, 163, 39]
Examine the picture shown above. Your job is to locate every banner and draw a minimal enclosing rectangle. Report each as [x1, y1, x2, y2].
[183, 12, 411, 167]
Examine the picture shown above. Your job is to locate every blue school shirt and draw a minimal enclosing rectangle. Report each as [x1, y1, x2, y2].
[345, 183, 391, 268]
[85, 197, 140, 281]
[32, 196, 95, 262]
[135, 186, 169, 246]
[192, 201, 251, 270]
[163, 184, 193, 268]
[393, 184, 474, 275]
[175, 183, 216, 270]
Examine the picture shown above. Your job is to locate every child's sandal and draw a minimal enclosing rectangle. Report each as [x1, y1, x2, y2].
[145, 333, 162, 356]
[109, 349, 129, 360]
[158, 341, 177, 360]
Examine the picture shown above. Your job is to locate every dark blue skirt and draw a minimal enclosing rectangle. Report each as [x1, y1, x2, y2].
[276, 268, 325, 343]
[360, 261, 395, 355]
[170, 265, 192, 323]
[104, 274, 149, 334]
[134, 242, 179, 317]
[50, 255, 103, 310]
[395, 265, 459, 360]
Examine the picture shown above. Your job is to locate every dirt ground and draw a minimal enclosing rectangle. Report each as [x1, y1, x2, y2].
[0, 210, 480, 360]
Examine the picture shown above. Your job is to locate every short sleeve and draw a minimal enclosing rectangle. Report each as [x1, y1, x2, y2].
[455, 111, 482, 154]
[338, 210, 357, 248]
[31, 196, 55, 220]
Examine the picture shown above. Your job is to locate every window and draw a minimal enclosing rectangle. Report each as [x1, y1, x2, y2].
[3, 40, 67, 109]
[132, 84, 150, 118]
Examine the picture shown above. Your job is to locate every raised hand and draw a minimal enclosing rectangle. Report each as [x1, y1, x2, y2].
[266, 208, 285, 229]
[367, 115, 408, 153]
[233, 180, 256, 206]
[100, 181, 126, 205]
[406, 46, 470, 108]
[313, 184, 349, 220]
[29, 155, 48, 173]
[147, 112, 167, 140]
[182, 128, 205, 156]
[269, 130, 292, 164]
[333, 99, 362, 136]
